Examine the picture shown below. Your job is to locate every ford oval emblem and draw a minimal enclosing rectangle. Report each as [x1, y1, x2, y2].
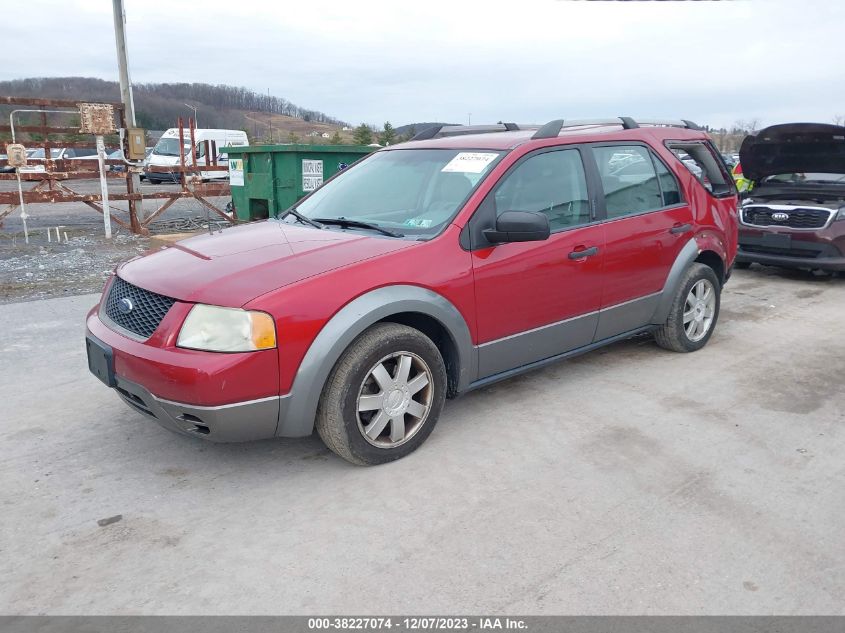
[118, 297, 134, 315]
[771, 212, 790, 221]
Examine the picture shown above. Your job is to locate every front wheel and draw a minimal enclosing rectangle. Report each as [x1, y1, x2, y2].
[654, 263, 721, 353]
[316, 323, 447, 465]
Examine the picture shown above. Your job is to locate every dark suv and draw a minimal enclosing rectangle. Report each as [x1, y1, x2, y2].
[86, 117, 738, 465]
[736, 123, 845, 272]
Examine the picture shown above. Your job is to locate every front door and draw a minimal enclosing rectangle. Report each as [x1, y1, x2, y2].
[471, 147, 605, 378]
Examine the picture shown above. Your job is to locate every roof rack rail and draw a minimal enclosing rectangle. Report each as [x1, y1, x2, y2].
[531, 117, 703, 140]
[410, 122, 526, 141]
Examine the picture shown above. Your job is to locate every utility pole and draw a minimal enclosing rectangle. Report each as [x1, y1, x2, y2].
[184, 103, 198, 128]
[112, 0, 144, 222]
[268, 88, 273, 143]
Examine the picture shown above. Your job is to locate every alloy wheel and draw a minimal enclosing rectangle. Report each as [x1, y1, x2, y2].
[356, 351, 433, 448]
[683, 279, 716, 342]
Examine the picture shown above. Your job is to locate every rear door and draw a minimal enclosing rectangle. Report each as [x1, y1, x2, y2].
[470, 147, 605, 378]
[588, 143, 692, 340]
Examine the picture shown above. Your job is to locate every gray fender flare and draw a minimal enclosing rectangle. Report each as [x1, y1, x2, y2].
[276, 285, 476, 437]
[650, 238, 700, 324]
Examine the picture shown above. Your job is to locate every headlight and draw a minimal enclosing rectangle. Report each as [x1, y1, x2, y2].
[177, 304, 276, 352]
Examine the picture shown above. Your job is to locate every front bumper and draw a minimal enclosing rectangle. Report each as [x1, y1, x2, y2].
[86, 305, 285, 442]
[737, 235, 845, 271]
[113, 374, 284, 442]
[143, 170, 180, 182]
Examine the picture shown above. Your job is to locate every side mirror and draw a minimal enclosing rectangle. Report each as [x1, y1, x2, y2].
[483, 210, 551, 244]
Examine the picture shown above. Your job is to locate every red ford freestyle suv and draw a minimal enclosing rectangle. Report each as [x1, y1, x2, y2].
[736, 123, 845, 272]
[86, 118, 738, 465]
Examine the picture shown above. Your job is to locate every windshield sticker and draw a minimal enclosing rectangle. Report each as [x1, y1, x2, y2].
[404, 218, 433, 228]
[441, 152, 498, 174]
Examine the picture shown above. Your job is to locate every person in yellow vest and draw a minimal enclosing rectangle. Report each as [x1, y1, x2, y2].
[732, 162, 753, 193]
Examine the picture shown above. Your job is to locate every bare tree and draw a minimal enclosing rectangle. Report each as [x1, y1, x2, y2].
[833, 114, 845, 126]
[734, 119, 760, 134]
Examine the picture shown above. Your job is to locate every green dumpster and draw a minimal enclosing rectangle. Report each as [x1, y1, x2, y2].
[222, 144, 376, 222]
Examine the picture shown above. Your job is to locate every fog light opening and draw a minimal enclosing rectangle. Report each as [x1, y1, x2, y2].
[178, 413, 210, 435]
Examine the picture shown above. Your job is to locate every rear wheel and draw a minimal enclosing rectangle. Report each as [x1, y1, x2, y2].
[316, 323, 447, 465]
[655, 263, 721, 353]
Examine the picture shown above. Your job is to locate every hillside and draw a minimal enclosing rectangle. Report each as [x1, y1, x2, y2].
[0, 77, 352, 143]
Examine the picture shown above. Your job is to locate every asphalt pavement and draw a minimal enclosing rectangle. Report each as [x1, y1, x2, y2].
[1, 267, 843, 615]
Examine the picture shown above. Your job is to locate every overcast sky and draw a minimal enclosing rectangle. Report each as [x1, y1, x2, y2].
[4, 0, 844, 129]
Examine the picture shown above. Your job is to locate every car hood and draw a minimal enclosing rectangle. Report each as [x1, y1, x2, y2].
[739, 123, 845, 182]
[117, 220, 416, 306]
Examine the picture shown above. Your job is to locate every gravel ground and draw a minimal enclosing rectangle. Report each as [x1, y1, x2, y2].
[0, 178, 232, 303]
[0, 230, 148, 303]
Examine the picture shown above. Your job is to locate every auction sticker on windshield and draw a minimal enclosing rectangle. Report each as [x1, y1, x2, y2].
[441, 152, 498, 173]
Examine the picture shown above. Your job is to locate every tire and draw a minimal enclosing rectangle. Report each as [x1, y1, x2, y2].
[654, 263, 721, 353]
[734, 261, 752, 270]
[315, 323, 447, 465]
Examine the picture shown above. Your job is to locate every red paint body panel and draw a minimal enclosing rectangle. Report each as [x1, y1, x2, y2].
[119, 220, 415, 307]
[471, 226, 605, 343]
[243, 225, 476, 394]
[87, 278, 279, 406]
[601, 206, 694, 306]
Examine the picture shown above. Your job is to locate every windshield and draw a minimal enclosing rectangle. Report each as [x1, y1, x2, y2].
[763, 172, 845, 183]
[288, 149, 503, 238]
[153, 137, 190, 157]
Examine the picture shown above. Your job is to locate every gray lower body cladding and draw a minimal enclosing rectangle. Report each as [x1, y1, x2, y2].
[114, 375, 285, 442]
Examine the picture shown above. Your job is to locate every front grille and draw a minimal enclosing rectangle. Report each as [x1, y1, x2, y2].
[742, 206, 831, 229]
[104, 276, 175, 339]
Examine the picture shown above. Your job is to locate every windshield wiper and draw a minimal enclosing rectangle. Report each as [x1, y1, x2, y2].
[278, 207, 325, 230]
[314, 217, 404, 237]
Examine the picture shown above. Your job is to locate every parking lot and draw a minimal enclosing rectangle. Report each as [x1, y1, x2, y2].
[1, 267, 843, 615]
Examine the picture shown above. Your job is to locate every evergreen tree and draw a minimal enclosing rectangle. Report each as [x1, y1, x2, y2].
[352, 124, 373, 145]
[379, 121, 397, 146]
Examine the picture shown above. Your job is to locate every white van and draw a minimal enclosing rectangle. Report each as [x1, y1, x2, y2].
[144, 128, 248, 183]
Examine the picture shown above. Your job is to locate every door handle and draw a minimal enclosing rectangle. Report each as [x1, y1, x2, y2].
[669, 223, 693, 235]
[568, 246, 599, 260]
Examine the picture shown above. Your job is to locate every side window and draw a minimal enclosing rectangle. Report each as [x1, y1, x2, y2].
[652, 155, 681, 205]
[593, 145, 663, 218]
[493, 149, 590, 231]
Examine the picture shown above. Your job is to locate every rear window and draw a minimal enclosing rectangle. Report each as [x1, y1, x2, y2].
[667, 141, 734, 197]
